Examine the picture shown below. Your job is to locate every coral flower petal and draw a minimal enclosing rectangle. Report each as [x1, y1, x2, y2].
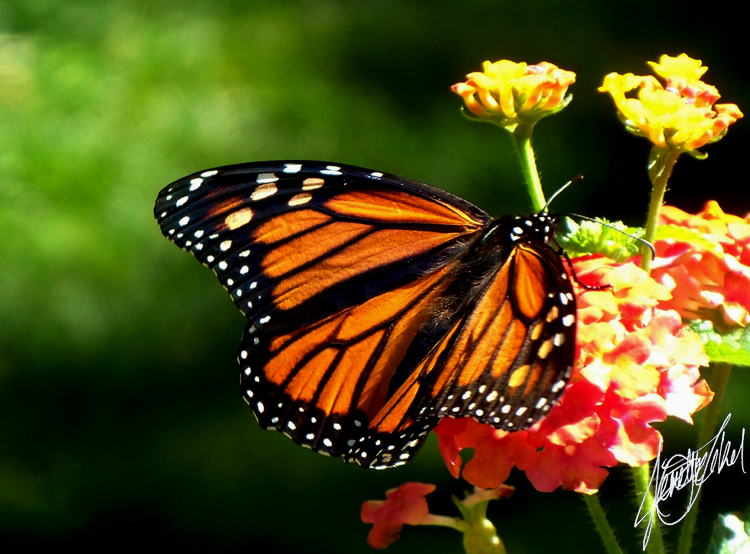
[361, 483, 436, 549]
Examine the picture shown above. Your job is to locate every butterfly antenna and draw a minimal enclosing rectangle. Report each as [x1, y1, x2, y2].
[565, 213, 656, 258]
[542, 175, 584, 212]
[543, 175, 656, 258]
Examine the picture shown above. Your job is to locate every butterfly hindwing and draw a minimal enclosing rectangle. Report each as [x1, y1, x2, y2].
[346, 225, 577, 468]
[421, 238, 576, 427]
[237, 263, 457, 465]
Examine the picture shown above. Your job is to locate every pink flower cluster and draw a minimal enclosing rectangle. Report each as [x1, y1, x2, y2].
[652, 201, 750, 328]
[360, 201, 750, 547]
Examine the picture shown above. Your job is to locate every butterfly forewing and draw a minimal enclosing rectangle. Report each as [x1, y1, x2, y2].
[155, 162, 488, 329]
[155, 161, 577, 469]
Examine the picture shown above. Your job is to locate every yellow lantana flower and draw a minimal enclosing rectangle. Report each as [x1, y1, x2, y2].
[648, 52, 707, 88]
[452, 60, 576, 130]
[599, 54, 743, 157]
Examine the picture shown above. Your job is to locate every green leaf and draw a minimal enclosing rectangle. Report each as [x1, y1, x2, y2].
[689, 320, 750, 367]
[557, 217, 644, 262]
[708, 512, 750, 554]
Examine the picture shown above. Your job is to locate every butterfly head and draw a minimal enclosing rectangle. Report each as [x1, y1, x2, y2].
[483, 212, 560, 251]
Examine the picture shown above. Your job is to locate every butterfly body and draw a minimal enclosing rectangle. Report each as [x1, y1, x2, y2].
[155, 161, 576, 469]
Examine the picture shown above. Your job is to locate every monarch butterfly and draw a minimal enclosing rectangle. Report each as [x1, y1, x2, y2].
[154, 161, 577, 470]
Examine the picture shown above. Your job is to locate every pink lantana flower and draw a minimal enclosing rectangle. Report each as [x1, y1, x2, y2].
[652, 201, 750, 328]
[361, 482, 436, 549]
[361, 482, 514, 549]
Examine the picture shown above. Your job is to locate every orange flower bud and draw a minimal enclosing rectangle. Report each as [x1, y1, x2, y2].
[452, 59, 575, 129]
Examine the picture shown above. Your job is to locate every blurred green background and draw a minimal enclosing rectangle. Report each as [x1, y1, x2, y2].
[2, 1, 749, 552]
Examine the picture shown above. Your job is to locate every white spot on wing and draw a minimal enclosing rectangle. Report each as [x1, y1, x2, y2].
[288, 193, 312, 206]
[320, 165, 342, 175]
[252, 183, 277, 200]
[302, 177, 324, 190]
[256, 173, 279, 184]
[225, 208, 253, 230]
[284, 164, 302, 173]
[551, 380, 566, 393]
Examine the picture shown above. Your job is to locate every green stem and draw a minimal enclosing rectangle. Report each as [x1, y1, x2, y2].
[633, 464, 666, 554]
[641, 148, 680, 273]
[582, 494, 625, 554]
[511, 123, 545, 212]
[676, 362, 733, 554]
[453, 498, 506, 554]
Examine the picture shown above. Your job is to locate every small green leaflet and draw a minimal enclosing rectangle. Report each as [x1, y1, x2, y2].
[689, 320, 750, 367]
[556, 217, 644, 262]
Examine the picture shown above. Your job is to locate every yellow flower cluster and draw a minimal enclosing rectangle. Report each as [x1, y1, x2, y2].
[452, 60, 576, 129]
[599, 54, 743, 156]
